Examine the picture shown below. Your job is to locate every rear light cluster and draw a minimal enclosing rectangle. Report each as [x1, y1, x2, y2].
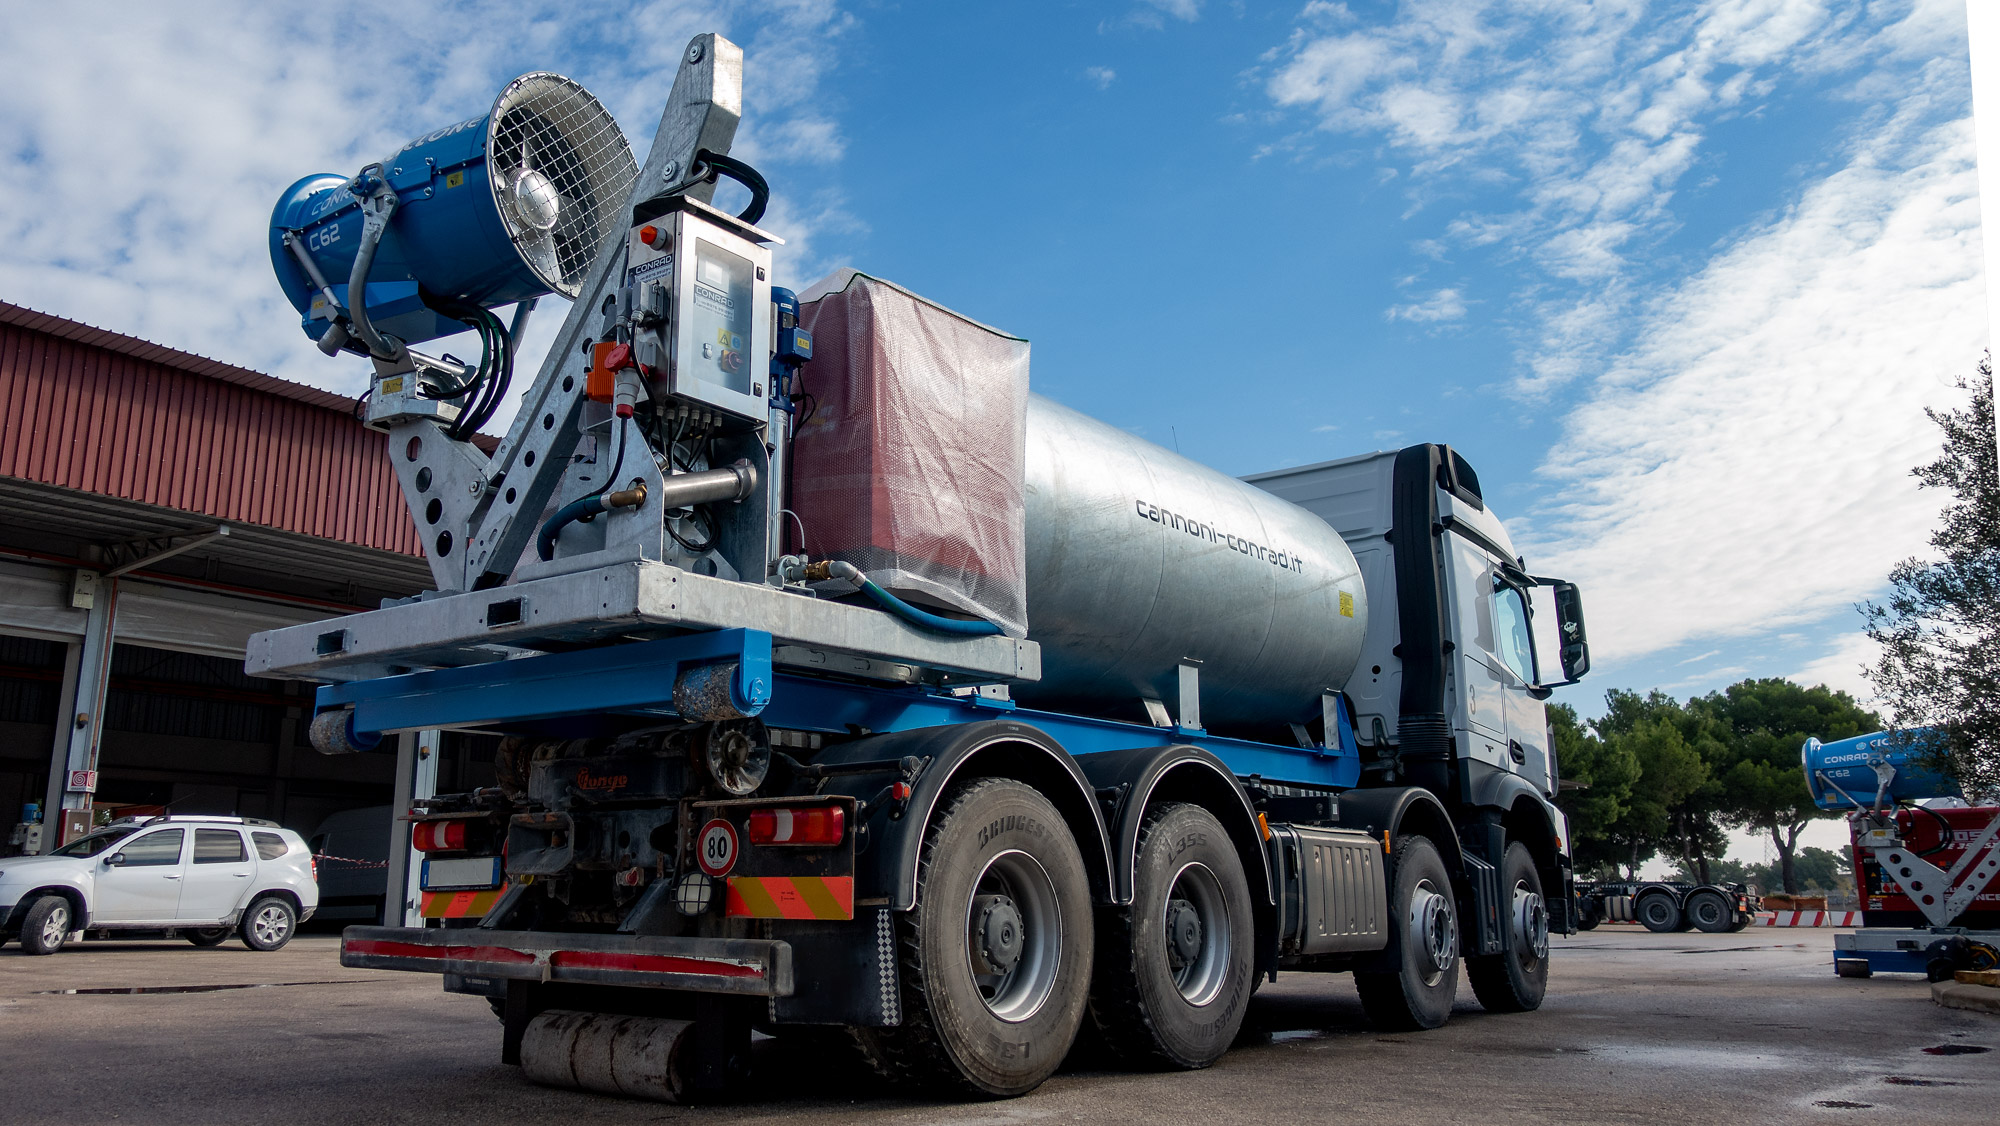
[413, 820, 469, 852]
[747, 806, 845, 846]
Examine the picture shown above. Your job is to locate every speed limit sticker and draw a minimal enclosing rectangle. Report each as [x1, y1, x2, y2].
[696, 818, 739, 877]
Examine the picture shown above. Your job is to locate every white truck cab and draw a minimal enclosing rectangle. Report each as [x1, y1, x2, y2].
[0, 815, 318, 954]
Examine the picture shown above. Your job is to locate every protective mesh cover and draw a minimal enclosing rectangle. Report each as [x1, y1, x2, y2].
[793, 270, 1029, 637]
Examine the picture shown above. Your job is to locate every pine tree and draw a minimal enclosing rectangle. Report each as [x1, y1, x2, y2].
[1864, 356, 2000, 798]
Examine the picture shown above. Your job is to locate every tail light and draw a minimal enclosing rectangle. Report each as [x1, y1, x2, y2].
[413, 820, 468, 852]
[310, 853, 319, 881]
[747, 806, 845, 846]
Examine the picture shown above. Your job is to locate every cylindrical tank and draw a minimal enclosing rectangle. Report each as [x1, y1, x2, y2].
[1803, 730, 1962, 810]
[1017, 395, 1367, 730]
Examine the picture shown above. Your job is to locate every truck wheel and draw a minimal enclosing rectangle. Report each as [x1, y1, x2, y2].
[1635, 893, 1681, 933]
[186, 927, 231, 947]
[241, 897, 297, 951]
[1726, 915, 1751, 933]
[1686, 890, 1732, 933]
[1575, 899, 1600, 931]
[20, 895, 73, 955]
[1467, 842, 1548, 1013]
[1355, 835, 1458, 1031]
[1089, 803, 1254, 1069]
[854, 779, 1093, 1097]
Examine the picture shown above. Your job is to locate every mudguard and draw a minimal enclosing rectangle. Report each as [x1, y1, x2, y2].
[811, 721, 1114, 912]
[1071, 744, 1273, 909]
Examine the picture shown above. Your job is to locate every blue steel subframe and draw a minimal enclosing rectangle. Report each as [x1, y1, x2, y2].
[314, 628, 1360, 788]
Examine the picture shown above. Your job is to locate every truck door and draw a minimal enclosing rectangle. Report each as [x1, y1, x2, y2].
[1489, 576, 1553, 794]
[179, 828, 256, 922]
[94, 827, 187, 923]
[1441, 536, 1513, 769]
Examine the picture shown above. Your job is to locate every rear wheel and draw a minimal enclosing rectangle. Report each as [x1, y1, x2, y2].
[20, 895, 72, 955]
[854, 779, 1093, 1097]
[1355, 835, 1459, 1031]
[241, 897, 296, 951]
[1686, 890, 1732, 933]
[186, 927, 231, 947]
[1467, 842, 1548, 1012]
[1635, 892, 1682, 933]
[1089, 803, 1255, 1069]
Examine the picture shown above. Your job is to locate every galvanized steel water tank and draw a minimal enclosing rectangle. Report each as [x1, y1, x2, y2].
[1017, 395, 1368, 730]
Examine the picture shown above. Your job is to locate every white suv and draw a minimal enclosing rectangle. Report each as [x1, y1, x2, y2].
[0, 816, 319, 955]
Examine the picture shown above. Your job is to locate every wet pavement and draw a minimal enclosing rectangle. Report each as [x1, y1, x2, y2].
[0, 926, 1992, 1124]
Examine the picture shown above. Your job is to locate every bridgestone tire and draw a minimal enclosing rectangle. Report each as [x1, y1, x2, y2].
[1467, 842, 1549, 1013]
[186, 927, 231, 947]
[240, 896, 297, 951]
[1088, 803, 1255, 1069]
[21, 895, 72, 955]
[1355, 835, 1459, 1031]
[1636, 893, 1682, 933]
[1686, 890, 1732, 934]
[854, 779, 1093, 1097]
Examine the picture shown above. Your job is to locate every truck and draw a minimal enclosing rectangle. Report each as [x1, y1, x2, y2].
[248, 35, 1594, 1102]
[1573, 879, 1759, 932]
[1802, 731, 2000, 980]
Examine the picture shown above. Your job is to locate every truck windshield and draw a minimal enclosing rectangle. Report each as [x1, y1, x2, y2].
[51, 827, 138, 857]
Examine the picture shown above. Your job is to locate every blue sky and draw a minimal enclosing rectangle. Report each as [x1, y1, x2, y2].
[0, 0, 1986, 746]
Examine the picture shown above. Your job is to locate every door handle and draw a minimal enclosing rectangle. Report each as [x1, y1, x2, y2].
[232, 872, 250, 877]
[163, 874, 182, 880]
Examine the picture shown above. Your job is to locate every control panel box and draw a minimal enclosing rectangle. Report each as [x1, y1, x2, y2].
[624, 196, 779, 424]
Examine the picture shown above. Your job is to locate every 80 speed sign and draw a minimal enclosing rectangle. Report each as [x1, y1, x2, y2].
[697, 818, 739, 877]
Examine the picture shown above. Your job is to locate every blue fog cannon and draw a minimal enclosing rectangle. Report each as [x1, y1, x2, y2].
[269, 73, 638, 357]
[1802, 728, 1963, 810]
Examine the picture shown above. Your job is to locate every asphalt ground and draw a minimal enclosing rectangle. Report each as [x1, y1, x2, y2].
[1, 926, 1993, 1125]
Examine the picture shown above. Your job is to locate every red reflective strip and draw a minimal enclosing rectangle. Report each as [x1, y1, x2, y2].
[343, 938, 537, 965]
[548, 949, 763, 979]
[413, 821, 467, 852]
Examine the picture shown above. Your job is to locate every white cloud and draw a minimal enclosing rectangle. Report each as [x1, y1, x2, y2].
[1386, 287, 1467, 322]
[0, 0, 853, 430]
[1085, 66, 1118, 90]
[1262, 1, 1971, 393]
[1141, 0, 1202, 23]
[1518, 101, 1986, 663]
[1790, 631, 1880, 704]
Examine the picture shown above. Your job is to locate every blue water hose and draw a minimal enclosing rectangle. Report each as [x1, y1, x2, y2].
[822, 560, 1003, 637]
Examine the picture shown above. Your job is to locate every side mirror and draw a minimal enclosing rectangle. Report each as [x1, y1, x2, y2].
[1552, 581, 1590, 682]
[104, 852, 126, 867]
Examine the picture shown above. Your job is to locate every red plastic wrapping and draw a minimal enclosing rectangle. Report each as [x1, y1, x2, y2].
[792, 270, 1029, 637]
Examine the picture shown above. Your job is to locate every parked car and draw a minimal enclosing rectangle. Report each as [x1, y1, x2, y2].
[0, 815, 318, 954]
[306, 806, 389, 924]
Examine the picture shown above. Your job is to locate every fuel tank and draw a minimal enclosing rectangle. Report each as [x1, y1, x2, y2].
[1017, 395, 1368, 730]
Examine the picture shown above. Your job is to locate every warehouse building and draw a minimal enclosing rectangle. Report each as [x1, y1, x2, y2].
[0, 301, 489, 919]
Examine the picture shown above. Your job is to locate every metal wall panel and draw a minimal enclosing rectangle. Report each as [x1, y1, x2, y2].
[0, 316, 420, 556]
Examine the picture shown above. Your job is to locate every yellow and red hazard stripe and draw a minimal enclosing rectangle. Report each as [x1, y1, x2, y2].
[420, 886, 506, 919]
[725, 875, 854, 920]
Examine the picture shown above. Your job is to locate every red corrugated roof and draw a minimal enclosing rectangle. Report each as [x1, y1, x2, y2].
[0, 302, 424, 556]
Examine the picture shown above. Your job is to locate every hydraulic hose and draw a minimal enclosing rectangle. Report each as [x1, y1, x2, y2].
[816, 560, 1004, 637]
[691, 150, 770, 225]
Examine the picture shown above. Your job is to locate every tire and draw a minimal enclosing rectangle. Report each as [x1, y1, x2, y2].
[1467, 842, 1549, 1013]
[240, 897, 297, 951]
[1354, 835, 1459, 1031]
[21, 895, 73, 955]
[1726, 914, 1751, 933]
[186, 927, 231, 947]
[1635, 892, 1682, 933]
[1575, 902, 1600, 931]
[853, 779, 1093, 1098]
[1834, 959, 1872, 979]
[1686, 890, 1732, 933]
[1088, 803, 1255, 1069]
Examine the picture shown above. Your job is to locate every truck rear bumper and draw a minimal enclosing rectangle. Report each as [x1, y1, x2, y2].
[340, 926, 793, 997]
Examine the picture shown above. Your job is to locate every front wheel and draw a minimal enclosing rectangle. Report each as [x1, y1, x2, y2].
[1089, 803, 1255, 1069]
[240, 897, 297, 951]
[1467, 842, 1549, 1012]
[854, 779, 1093, 1098]
[1355, 835, 1459, 1031]
[20, 895, 72, 955]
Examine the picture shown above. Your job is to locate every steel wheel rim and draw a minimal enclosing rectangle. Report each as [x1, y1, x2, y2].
[1691, 896, 1722, 927]
[963, 849, 1061, 1023]
[1513, 879, 1547, 963]
[1163, 861, 1232, 1006]
[252, 904, 290, 946]
[41, 903, 70, 946]
[1409, 878, 1456, 986]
